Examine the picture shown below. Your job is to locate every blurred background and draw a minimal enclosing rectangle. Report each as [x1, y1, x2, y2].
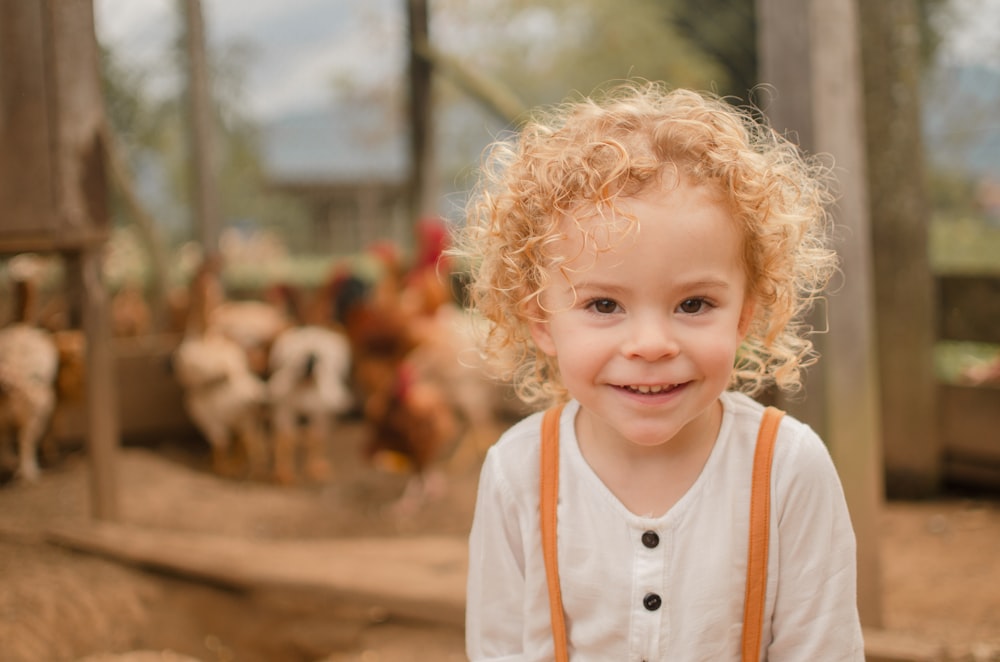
[1, 1, 999, 660]
[89, 0, 998, 283]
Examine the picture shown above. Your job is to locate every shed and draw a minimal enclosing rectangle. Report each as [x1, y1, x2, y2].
[0, 0, 119, 519]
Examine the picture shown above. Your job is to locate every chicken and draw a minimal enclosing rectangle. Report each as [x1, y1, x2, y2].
[267, 325, 353, 484]
[172, 331, 268, 478]
[363, 360, 460, 514]
[171, 254, 271, 477]
[0, 255, 84, 482]
[406, 303, 530, 469]
[0, 323, 59, 482]
[313, 262, 421, 406]
[183, 253, 292, 377]
[398, 215, 457, 320]
[207, 300, 291, 377]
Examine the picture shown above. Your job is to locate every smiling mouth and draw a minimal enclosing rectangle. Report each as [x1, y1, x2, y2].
[620, 383, 682, 395]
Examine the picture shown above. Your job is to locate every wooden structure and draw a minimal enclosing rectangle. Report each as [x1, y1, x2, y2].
[858, 0, 939, 498]
[0, 0, 120, 519]
[937, 275, 1000, 487]
[757, 0, 885, 627]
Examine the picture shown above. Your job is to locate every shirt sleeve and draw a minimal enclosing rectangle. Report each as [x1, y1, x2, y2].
[767, 423, 866, 661]
[466, 447, 530, 661]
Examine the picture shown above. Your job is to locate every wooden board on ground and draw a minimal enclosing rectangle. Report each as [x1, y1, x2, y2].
[46, 522, 467, 626]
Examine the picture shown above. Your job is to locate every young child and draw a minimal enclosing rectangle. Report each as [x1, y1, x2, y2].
[454, 82, 865, 660]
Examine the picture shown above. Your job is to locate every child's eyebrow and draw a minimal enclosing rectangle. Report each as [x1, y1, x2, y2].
[570, 279, 733, 292]
[677, 279, 733, 291]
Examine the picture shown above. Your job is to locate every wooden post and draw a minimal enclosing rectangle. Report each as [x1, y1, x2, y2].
[406, 0, 435, 222]
[757, 0, 885, 628]
[858, 0, 939, 498]
[180, 0, 222, 253]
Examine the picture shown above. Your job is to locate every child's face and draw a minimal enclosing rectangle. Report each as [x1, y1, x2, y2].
[530, 178, 754, 450]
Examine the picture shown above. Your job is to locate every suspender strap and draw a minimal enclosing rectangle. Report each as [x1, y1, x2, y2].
[540, 403, 785, 662]
[540, 403, 569, 662]
[741, 405, 784, 662]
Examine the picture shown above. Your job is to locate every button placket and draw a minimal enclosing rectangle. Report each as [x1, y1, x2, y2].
[632, 525, 666, 659]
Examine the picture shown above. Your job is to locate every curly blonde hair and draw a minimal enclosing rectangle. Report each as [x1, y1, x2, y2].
[452, 81, 837, 407]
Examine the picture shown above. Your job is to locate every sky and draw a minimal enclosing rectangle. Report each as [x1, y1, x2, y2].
[94, 0, 1000, 123]
[95, 0, 401, 120]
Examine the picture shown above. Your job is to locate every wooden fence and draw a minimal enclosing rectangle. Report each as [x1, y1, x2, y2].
[936, 274, 1000, 490]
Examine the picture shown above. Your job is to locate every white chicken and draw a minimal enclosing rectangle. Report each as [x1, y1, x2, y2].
[172, 332, 268, 478]
[207, 300, 291, 377]
[0, 324, 59, 482]
[266, 325, 353, 484]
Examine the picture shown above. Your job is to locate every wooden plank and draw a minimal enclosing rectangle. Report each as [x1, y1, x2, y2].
[46, 522, 468, 627]
[0, 1, 56, 234]
[862, 628, 946, 662]
[938, 384, 1000, 464]
[938, 275, 1000, 344]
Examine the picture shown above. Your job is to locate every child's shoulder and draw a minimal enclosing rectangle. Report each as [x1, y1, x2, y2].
[476, 407, 552, 503]
[491, 407, 549, 454]
[721, 391, 837, 480]
[722, 390, 814, 439]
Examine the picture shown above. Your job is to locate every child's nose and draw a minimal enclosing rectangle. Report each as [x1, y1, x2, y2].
[622, 314, 680, 360]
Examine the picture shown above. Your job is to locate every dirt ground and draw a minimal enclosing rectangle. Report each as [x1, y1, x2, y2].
[1, 418, 999, 662]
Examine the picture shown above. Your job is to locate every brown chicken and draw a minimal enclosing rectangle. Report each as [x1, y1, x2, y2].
[363, 361, 459, 514]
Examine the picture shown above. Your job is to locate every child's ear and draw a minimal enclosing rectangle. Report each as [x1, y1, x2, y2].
[529, 316, 558, 356]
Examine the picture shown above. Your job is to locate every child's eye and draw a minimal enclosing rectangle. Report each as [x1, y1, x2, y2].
[678, 298, 709, 314]
[587, 298, 620, 314]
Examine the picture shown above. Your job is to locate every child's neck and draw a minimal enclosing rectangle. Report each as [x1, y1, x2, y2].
[575, 401, 723, 518]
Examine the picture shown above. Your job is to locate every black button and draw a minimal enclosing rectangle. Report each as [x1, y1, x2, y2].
[643, 592, 662, 611]
[641, 530, 659, 548]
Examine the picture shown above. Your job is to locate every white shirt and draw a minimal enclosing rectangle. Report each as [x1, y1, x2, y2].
[466, 391, 865, 661]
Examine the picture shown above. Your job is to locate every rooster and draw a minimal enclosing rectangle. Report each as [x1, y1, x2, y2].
[266, 325, 353, 484]
[363, 361, 460, 514]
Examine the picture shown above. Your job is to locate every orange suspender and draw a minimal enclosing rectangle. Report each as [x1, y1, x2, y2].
[540, 403, 569, 662]
[539, 404, 785, 662]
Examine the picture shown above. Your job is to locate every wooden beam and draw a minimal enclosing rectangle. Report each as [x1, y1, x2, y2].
[757, 0, 885, 628]
[407, 0, 435, 221]
[859, 0, 939, 499]
[180, 0, 222, 253]
[48, 522, 468, 627]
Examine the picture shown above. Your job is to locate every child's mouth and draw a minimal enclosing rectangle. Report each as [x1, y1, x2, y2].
[621, 383, 681, 395]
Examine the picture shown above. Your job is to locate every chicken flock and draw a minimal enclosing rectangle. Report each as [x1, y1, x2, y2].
[174, 221, 516, 510]
[1, 221, 525, 515]
[169, 218, 525, 513]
